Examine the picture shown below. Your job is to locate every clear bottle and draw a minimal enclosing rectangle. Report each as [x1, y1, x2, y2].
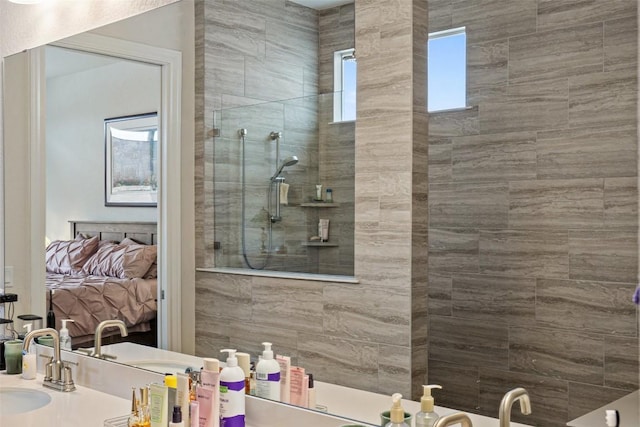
[325, 188, 333, 203]
[385, 393, 410, 427]
[414, 385, 442, 427]
[59, 319, 75, 351]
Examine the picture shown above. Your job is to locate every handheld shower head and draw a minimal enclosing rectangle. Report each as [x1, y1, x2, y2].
[270, 155, 299, 181]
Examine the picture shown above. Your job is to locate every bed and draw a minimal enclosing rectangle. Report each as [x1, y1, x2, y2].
[45, 220, 158, 348]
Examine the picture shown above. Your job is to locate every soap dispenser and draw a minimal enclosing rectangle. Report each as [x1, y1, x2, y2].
[385, 393, 410, 427]
[21, 323, 36, 380]
[415, 385, 442, 427]
[255, 342, 281, 401]
[219, 349, 245, 427]
[59, 319, 75, 351]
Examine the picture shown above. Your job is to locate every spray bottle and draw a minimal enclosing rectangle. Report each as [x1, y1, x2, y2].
[385, 393, 410, 427]
[415, 385, 442, 427]
[219, 349, 245, 427]
[59, 319, 75, 351]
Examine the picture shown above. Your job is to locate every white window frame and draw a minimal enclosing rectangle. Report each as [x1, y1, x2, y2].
[428, 26, 467, 112]
[333, 48, 356, 122]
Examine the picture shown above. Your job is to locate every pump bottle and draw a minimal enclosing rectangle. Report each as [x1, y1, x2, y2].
[385, 393, 410, 427]
[255, 342, 281, 401]
[59, 319, 75, 351]
[21, 323, 36, 380]
[219, 349, 245, 427]
[414, 385, 442, 427]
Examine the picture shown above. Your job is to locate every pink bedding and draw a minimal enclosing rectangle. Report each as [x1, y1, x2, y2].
[46, 273, 157, 345]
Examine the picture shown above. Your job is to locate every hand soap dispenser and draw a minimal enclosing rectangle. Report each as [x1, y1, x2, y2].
[255, 342, 281, 401]
[385, 393, 410, 427]
[59, 319, 75, 351]
[219, 349, 245, 427]
[415, 385, 442, 427]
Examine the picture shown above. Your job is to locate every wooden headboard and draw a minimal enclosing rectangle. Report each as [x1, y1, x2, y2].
[69, 220, 158, 245]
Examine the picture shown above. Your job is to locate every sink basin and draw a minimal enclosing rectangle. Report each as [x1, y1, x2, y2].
[0, 388, 52, 415]
[128, 359, 198, 374]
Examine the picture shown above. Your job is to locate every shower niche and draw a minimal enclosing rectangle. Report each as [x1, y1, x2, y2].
[212, 93, 355, 276]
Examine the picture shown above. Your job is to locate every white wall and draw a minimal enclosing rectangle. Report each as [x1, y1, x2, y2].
[46, 59, 160, 241]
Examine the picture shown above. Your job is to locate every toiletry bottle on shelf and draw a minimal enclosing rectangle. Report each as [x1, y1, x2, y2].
[385, 393, 410, 427]
[59, 319, 75, 351]
[315, 184, 323, 201]
[255, 342, 281, 401]
[219, 349, 245, 427]
[169, 405, 184, 427]
[325, 188, 333, 203]
[46, 289, 55, 328]
[21, 323, 36, 380]
[414, 385, 442, 427]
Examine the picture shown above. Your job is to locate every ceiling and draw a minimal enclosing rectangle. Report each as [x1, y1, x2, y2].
[45, 46, 122, 79]
[289, 0, 353, 10]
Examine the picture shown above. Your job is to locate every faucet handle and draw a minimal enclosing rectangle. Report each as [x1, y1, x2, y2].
[100, 353, 118, 360]
[44, 360, 53, 381]
[75, 348, 92, 355]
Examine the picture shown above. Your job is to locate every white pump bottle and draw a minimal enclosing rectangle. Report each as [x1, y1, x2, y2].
[414, 385, 442, 427]
[255, 342, 281, 401]
[59, 319, 75, 351]
[219, 349, 245, 427]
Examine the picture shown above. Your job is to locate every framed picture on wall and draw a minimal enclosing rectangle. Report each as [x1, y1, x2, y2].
[104, 112, 158, 207]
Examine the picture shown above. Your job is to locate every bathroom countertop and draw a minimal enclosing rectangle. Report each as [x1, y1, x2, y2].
[0, 371, 130, 427]
[567, 390, 639, 427]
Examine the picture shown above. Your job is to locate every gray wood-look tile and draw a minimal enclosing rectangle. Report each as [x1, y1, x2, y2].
[604, 178, 638, 229]
[452, 131, 537, 182]
[536, 127, 637, 179]
[569, 69, 637, 130]
[428, 137, 452, 183]
[378, 343, 412, 397]
[537, 0, 637, 32]
[245, 57, 305, 101]
[204, 45, 245, 97]
[568, 382, 631, 421]
[479, 78, 568, 133]
[568, 229, 638, 283]
[537, 278, 637, 335]
[429, 228, 479, 274]
[429, 182, 508, 228]
[429, 107, 479, 137]
[227, 321, 300, 366]
[251, 277, 324, 333]
[604, 16, 638, 72]
[509, 22, 603, 83]
[297, 334, 379, 391]
[205, 3, 266, 59]
[451, 273, 535, 325]
[467, 39, 508, 105]
[428, 274, 452, 316]
[605, 335, 639, 390]
[266, 20, 318, 65]
[509, 326, 604, 384]
[323, 284, 411, 346]
[451, 0, 537, 44]
[429, 315, 509, 369]
[478, 367, 568, 426]
[479, 230, 569, 278]
[195, 272, 253, 322]
[428, 359, 479, 412]
[508, 178, 604, 229]
[428, 0, 453, 32]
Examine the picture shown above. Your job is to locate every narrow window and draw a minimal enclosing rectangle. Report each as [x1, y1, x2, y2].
[428, 27, 466, 112]
[333, 48, 356, 122]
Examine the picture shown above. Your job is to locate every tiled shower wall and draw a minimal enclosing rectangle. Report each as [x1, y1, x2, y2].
[426, 1, 639, 425]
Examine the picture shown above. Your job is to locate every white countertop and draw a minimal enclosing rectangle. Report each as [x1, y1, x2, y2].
[0, 372, 130, 427]
[567, 390, 639, 427]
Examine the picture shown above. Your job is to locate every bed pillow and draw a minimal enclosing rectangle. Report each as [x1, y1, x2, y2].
[46, 235, 100, 274]
[83, 241, 157, 279]
[120, 238, 158, 279]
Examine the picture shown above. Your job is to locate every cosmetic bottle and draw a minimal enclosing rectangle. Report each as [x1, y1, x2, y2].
[46, 289, 55, 329]
[325, 188, 333, 203]
[21, 324, 36, 380]
[315, 184, 323, 201]
[385, 393, 410, 427]
[307, 374, 316, 410]
[59, 319, 75, 351]
[169, 405, 184, 427]
[414, 385, 442, 427]
[219, 349, 245, 427]
[276, 354, 291, 404]
[255, 342, 281, 401]
[128, 388, 141, 427]
[236, 352, 251, 395]
[139, 386, 151, 427]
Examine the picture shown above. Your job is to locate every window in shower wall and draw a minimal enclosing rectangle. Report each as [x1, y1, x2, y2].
[428, 27, 467, 112]
[333, 48, 356, 122]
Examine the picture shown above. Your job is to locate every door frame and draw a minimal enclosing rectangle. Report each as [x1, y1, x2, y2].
[28, 33, 182, 351]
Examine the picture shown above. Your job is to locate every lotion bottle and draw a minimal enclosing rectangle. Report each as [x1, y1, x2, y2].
[21, 323, 36, 380]
[385, 393, 410, 427]
[219, 349, 245, 427]
[414, 385, 442, 427]
[59, 319, 75, 351]
[255, 342, 281, 401]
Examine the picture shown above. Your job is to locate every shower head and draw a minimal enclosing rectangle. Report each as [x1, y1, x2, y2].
[270, 155, 299, 181]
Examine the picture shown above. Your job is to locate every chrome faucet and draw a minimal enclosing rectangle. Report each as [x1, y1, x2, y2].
[92, 319, 128, 359]
[433, 412, 473, 427]
[23, 328, 75, 392]
[499, 387, 532, 427]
